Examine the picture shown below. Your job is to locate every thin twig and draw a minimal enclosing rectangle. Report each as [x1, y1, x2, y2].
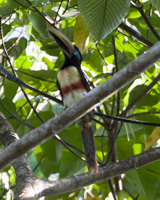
[112, 36, 120, 117]
[53, 134, 86, 162]
[103, 122, 123, 166]
[95, 112, 160, 127]
[33, 155, 45, 172]
[121, 73, 160, 116]
[119, 23, 154, 47]
[101, 129, 106, 162]
[16, 69, 56, 84]
[131, 1, 160, 41]
[7, 26, 25, 52]
[123, 185, 138, 200]
[54, 0, 63, 24]
[0, 100, 35, 129]
[63, 0, 71, 14]
[0, 17, 45, 124]
[13, 0, 34, 10]
[96, 44, 109, 65]
[0, 65, 62, 104]
[25, 0, 55, 25]
[127, 111, 160, 118]
[1, 15, 12, 26]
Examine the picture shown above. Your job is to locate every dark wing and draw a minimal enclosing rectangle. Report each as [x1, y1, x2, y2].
[56, 80, 64, 101]
[77, 66, 90, 92]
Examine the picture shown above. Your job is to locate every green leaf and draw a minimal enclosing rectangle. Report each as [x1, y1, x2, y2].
[39, 158, 55, 178]
[30, 0, 49, 6]
[74, 13, 89, 54]
[16, 123, 32, 137]
[34, 145, 55, 178]
[50, 101, 63, 115]
[3, 79, 18, 101]
[18, 69, 57, 82]
[7, 38, 27, 59]
[132, 143, 143, 155]
[58, 126, 86, 177]
[28, 12, 48, 38]
[117, 137, 134, 160]
[137, 166, 160, 200]
[41, 138, 63, 166]
[42, 57, 55, 70]
[14, 54, 33, 69]
[15, 69, 57, 94]
[127, 8, 141, 19]
[150, 0, 160, 11]
[85, 50, 104, 72]
[0, 0, 17, 15]
[124, 170, 146, 197]
[0, 98, 16, 117]
[0, 0, 7, 7]
[59, 150, 86, 178]
[2, 24, 11, 37]
[78, 0, 130, 41]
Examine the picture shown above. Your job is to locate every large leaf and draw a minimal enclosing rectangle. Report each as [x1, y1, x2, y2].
[137, 166, 160, 200]
[78, 0, 130, 41]
[74, 13, 89, 54]
[28, 12, 48, 38]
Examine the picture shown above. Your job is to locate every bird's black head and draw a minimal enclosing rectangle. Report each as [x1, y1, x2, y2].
[47, 27, 82, 67]
[68, 45, 82, 66]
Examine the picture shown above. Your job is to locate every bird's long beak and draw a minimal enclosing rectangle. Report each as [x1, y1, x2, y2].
[47, 27, 74, 58]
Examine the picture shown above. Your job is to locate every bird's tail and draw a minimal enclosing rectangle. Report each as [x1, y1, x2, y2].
[81, 126, 98, 173]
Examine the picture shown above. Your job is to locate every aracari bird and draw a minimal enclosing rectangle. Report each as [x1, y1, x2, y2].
[47, 27, 98, 173]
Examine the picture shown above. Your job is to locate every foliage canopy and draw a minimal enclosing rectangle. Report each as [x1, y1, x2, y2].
[0, 0, 160, 199]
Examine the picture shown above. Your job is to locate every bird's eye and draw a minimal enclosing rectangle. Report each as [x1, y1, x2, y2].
[73, 50, 78, 55]
[72, 46, 82, 61]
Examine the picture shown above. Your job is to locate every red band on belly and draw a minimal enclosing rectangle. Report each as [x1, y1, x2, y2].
[61, 80, 85, 97]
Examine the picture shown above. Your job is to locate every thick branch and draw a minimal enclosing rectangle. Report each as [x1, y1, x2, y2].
[0, 41, 160, 170]
[1, 112, 160, 199]
[21, 147, 160, 199]
[0, 113, 35, 199]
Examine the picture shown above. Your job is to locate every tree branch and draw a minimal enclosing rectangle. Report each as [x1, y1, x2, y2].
[0, 41, 160, 170]
[131, 1, 160, 41]
[0, 112, 35, 199]
[0, 65, 62, 104]
[18, 147, 160, 199]
[1, 111, 159, 200]
[119, 22, 154, 47]
[121, 72, 160, 116]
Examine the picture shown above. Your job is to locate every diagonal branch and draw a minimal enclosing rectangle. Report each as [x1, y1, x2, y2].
[0, 65, 62, 104]
[0, 41, 160, 170]
[35, 146, 160, 198]
[1, 110, 159, 199]
[119, 22, 154, 47]
[121, 72, 160, 117]
[131, 1, 160, 41]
